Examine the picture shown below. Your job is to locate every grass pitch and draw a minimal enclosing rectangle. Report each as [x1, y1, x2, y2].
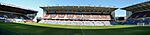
[0, 22, 150, 35]
[22, 23, 136, 29]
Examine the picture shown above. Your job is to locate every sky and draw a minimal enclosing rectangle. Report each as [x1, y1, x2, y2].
[0, 0, 149, 17]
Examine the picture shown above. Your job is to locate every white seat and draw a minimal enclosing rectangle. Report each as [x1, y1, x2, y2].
[40, 20, 111, 26]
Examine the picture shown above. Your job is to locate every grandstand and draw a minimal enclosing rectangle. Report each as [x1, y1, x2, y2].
[0, 3, 37, 22]
[40, 6, 117, 26]
[122, 1, 150, 25]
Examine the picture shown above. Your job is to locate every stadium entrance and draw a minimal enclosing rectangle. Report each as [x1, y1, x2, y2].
[40, 6, 117, 26]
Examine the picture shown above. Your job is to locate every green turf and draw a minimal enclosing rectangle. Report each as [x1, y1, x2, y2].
[0, 22, 150, 35]
[21, 23, 136, 29]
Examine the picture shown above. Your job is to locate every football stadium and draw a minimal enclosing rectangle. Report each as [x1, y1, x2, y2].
[1, 0, 150, 35]
[39, 6, 117, 26]
[0, 3, 37, 22]
[122, 1, 150, 25]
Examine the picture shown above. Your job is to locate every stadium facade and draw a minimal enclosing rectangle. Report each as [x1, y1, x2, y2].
[122, 1, 150, 25]
[40, 6, 117, 26]
[0, 3, 37, 22]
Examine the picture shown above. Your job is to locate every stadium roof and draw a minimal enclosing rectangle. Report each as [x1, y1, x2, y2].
[0, 3, 38, 14]
[122, 1, 150, 13]
[40, 6, 117, 14]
